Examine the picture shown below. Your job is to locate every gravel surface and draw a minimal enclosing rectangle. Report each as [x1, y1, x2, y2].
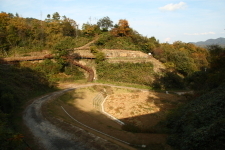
[23, 86, 125, 150]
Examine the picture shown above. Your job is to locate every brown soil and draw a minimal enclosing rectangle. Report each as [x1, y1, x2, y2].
[44, 84, 183, 149]
[104, 90, 180, 130]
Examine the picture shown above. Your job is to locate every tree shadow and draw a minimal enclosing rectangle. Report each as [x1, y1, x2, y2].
[152, 70, 185, 90]
[48, 85, 186, 148]
[0, 57, 59, 149]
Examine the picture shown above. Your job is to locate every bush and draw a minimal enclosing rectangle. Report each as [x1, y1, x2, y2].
[90, 46, 98, 53]
[95, 52, 105, 64]
[90, 46, 106, 64]
[64, 65, 84, 80]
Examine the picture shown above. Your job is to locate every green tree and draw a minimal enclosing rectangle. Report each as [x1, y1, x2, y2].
[207, 45, 225, 88]
[52, 12, 60, 21]
[97, 16, 113, 32]
[62, 16, 77, 36]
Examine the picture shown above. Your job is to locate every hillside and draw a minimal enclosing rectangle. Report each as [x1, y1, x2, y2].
[0, 64, 55, 149]
[1, 11, 225, 150]
[166, 83, 225, 150]
[191, 37, 225, 47]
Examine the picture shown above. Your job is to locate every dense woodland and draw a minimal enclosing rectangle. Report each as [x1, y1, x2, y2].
[0, 12, 225, 149]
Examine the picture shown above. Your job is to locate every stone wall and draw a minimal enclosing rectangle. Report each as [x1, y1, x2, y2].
[74, 49, 149, 59]
[102, 49, 149, 58]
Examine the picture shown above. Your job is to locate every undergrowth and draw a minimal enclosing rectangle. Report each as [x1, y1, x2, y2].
[96, 61, 154, 86]
[21, 59, 85, 82]
[166, 83, 225, 150]
[0, 64, 56, 150]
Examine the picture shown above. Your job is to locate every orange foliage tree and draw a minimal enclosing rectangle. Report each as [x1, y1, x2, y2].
[111, 19, 131, 37]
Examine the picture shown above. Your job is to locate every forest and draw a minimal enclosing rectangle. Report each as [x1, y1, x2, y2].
[0, 11, 225, 150]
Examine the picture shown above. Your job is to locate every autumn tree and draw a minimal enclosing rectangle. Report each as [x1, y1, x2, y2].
[0, 12, 10, 53]
[111, 19, 131, 37]
[6, 16, 29, 47]
[82, 23, 100, 36]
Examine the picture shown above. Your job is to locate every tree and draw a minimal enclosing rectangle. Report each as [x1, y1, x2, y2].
[97, 16, 113, 32]
[0, 12, 10, 53]
[62, 16, 77, 37]
[207, 45, 225, 87]
[15, 13, 19, 17]
[82, 23, 100, 36]
[52, 12, 60, 21]
[111, 19, 131, 37]
[47, 14, 51, 19]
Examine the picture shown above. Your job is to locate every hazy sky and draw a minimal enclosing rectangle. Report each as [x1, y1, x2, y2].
[1, 0, 225, 43]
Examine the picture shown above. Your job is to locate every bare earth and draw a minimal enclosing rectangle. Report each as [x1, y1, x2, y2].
[23, 84, 127, 150]
[31, 83, 183, 150]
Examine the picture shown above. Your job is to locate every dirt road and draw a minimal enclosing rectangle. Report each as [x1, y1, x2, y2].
[23, 85, 125, 150]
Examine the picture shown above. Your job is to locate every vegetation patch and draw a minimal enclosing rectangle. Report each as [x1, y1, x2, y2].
[21, 60, 85, 82]
[166, 83, 225, 150]
[0, 64, 56, 150]
[97, 62, 154, 86]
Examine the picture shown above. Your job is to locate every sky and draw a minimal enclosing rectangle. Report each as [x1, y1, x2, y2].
[1, 0, 225, 43]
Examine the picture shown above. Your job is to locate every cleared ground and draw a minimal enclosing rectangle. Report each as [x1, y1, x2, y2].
[44, 84, 184, 149]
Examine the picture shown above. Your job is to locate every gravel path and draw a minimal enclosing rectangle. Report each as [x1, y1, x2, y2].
[23, 85, 125, 150]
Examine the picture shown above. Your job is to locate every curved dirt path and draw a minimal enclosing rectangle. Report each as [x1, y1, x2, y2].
[23, 85, 125, 150]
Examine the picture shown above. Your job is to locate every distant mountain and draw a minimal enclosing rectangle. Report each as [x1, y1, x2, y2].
[191, 37, 225, 47]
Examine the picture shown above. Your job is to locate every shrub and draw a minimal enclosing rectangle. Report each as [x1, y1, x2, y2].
[64, 65, 84, 80]
[90, 46, 98, 53]
[90, 46, 106, 64]
[95, 52, 105, 64]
